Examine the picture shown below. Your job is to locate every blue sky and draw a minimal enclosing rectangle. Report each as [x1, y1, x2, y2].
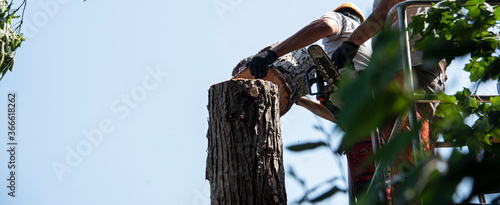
[0, 0, 497, 204]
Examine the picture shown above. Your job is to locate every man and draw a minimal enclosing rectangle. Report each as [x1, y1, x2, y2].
[332, 0, 447, 202]
[247, 3, 371, 79]
[246, 3, 375, 199]
[332, 0, 446, 120]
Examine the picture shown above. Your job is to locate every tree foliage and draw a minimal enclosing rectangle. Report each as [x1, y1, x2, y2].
[408, 0, 500, 81]
[288, 0, 500, 204]
[0, 0, 25, 80]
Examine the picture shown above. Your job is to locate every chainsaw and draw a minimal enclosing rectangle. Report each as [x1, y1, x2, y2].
[306, 44, 342, 118]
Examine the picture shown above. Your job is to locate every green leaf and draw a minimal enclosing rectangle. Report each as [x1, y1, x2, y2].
[491, 128, 500, 140]
[467, 5, 481, 19]
[495, 5, 500, 19]
[0, 1, 6, 14]
[438, 93, 457, 104]
[287, 142, 327, 152]
[0, 0, 25, 81]
[435, 103, 456, 117]
[473, 117, 492, 132]
[409, 15, 426, 39]
[491, 96, 500, 110]
[487, 111, 500, 128]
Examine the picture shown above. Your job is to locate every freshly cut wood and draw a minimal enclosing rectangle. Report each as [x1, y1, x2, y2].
[232, 46, 315, 116]
[206, 79, 286, 205]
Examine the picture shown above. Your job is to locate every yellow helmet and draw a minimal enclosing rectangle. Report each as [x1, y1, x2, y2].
[334, 3, 365, 22]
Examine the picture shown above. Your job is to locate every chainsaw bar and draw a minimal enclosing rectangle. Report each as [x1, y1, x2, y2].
[307, 45, 341, 89]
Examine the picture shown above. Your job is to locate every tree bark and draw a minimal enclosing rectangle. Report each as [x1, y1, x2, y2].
[206, 79, 286, 205]
[232, 46, 315, 116]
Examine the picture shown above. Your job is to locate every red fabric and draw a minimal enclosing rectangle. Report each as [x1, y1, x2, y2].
[346, 138, 375, 196]
[379, 110, 433, 166]
[378, 110, 433, 203]
[346, 109, 433, 202]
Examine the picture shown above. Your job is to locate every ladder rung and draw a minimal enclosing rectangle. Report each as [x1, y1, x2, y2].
[434, 142, 466, 148]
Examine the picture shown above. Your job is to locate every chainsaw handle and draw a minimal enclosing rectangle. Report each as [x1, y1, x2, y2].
[306, 66, 327, 96]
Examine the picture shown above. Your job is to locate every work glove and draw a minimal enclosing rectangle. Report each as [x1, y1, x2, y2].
[246, 50, 278, 79]
[331, 41, 359, 69]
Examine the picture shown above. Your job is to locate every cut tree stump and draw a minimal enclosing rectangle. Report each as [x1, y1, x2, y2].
[206, 79, 286, 205]
[232, 46, 314, 116]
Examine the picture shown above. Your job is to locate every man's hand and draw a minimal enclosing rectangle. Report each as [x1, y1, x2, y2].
[331, 41, 359, 69]
[246, 50, 278, 79]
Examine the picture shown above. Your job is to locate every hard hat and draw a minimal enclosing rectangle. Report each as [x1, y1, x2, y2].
[334, 3, 365, 22]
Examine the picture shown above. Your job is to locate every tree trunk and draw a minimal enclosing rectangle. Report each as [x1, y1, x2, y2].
[232, 46, 314, 116]
[206, 79, 286, 205]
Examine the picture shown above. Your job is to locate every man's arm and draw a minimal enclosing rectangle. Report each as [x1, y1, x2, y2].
[346, 0, 405, 45]
[248, 17, 340, 79]
[296, 97, 337, 123]
[271, 18, 340, 57]
[330, 0, 404, 68]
